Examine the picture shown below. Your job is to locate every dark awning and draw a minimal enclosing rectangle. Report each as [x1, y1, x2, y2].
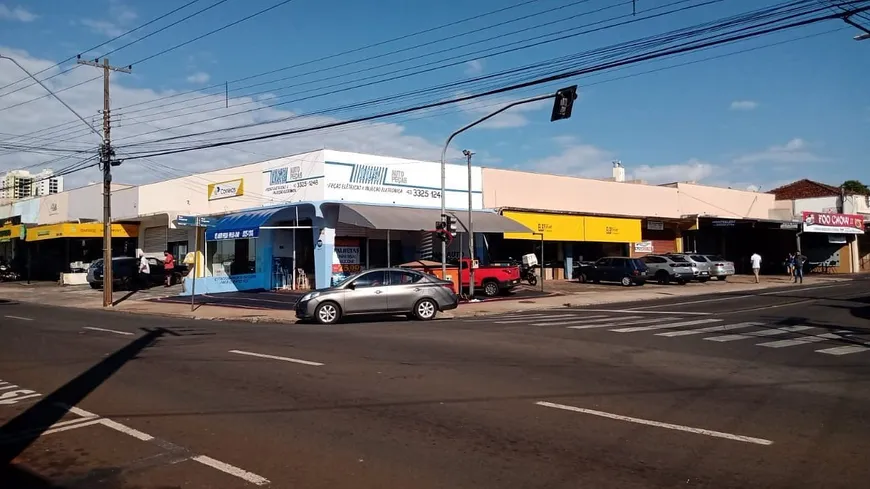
[206, 206, 287, 240]
[337, 203, 531, 233]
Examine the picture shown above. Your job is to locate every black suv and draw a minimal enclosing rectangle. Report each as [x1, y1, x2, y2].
[575, 257, 648, 286]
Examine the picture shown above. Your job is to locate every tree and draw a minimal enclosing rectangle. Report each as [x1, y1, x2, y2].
[841, 180, 870, 195]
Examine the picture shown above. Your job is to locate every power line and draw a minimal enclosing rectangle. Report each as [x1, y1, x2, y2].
[121, 3, 867, 160]
[0, 0, 207, 99]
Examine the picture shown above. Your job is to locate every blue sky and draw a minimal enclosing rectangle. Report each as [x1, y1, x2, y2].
[1, 0, 868, 191]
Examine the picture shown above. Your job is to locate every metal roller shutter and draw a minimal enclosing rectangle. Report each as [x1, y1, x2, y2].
[143, 226, 167, 254]
[166, 227, 188, 243]
[335, 223, 367, 237]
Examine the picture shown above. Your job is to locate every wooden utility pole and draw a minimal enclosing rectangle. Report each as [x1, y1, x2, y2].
[76, 57, 131, 307]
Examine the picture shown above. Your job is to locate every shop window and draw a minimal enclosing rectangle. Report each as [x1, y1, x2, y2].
[168, 241, 188, 263]
[207, 239, 257, 276]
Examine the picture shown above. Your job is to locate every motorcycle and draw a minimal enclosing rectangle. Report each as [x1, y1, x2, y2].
[519, 263, 538, 286]
[0, 261, 20, 282]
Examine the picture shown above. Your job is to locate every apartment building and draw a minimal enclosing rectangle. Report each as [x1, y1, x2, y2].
[0, 169, 64, 201]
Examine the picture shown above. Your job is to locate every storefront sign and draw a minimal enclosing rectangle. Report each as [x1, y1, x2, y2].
[324, 160, 483, 210]
[0, 224, 23, 242]
[711, 219, 736, 227]
[646, 220, 664, 231]
[502, 211, 585, 241]
[828, 235, 848, 244]
[801, 211, 864, 234]
[585, 217, 642, 243]
[25, 223, 139, 242]
[634, 241, 654, 253]
[207, 179, 244, 201]
[331, 238, 361, 284]
[208, 229, 257, 240]
[262, 163, 324, 202]
[780, 222, 799, 230]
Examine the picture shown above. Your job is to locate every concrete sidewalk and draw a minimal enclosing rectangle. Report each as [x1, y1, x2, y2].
[0, 273, 852, 324]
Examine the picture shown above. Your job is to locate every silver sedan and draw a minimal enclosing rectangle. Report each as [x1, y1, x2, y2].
[295, 268, 459, 324]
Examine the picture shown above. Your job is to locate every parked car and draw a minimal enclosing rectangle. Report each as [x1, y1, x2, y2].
[641, 254, 696, 285]
[703, 254, 735, 281]
[575, 257, 648, 286]
[87, 256, 188, 290]
[295, 268, 459, 324]
[667, 253, 712, 282]
[452, 257, 522, 297]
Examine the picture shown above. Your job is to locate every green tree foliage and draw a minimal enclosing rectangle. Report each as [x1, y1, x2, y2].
[841, 180, 870, 195]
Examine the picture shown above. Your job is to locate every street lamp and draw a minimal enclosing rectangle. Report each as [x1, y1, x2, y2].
[438, 86, 578, 289]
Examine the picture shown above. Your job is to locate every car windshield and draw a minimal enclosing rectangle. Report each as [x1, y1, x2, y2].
[670, 256, 690, 263]
[690, 255, 708, 262]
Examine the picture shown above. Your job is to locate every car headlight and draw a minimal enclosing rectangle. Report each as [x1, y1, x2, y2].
[301, 291, 320, 302]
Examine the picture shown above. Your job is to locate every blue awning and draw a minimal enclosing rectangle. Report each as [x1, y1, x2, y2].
[206, 207, 287, 241]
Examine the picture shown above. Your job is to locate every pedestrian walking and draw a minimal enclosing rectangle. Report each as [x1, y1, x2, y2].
[163, 250, 175, 287]
[750, 252, 762, 283]
[794, 252, 806, 284]
[137, 250, 150, 289]
[786, 253, 795, 276]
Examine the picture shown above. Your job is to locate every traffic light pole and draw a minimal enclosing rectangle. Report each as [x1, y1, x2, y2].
[439, 94, 556, 277]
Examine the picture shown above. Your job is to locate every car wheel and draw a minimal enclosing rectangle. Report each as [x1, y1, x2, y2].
[578, 273, 587, 283]
[527, 275, 537, 286]
[636, 280, 645, 286]
[482, 280, 500, 297]
[314, 302, 341, 325]
[655, 271, 669, 285]
[413, 298, 437, 321]
[717, 276, 726, 281]
[89, 282, 100, 290]
[677, 279, 687, 285]
[698, 278, 709, 283]
[621, 276, 632, 287]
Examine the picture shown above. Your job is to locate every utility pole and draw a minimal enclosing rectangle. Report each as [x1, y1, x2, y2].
[77, 57, 131, 307]
[462, 149, 477, 299]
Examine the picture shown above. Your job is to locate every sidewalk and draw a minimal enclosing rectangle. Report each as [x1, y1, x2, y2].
[0, 273, 852, 324]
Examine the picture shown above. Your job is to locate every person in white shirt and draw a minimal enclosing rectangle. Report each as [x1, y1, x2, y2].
[137, 251, 150, 289]
[750, 252, 762, 283]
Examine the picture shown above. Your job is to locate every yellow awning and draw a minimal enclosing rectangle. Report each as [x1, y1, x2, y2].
[503, 211, 641, 243]
[26, 223, 139, 242]
[0, 224, 24, 242]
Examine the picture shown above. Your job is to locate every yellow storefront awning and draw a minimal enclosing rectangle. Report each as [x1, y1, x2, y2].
[503, 211, 641, 243]
[0, 224, 24, 242]
[26, 223, 139, 242]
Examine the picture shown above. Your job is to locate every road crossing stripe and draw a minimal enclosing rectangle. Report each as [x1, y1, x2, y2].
[470, 313, 557, 321]
[566, 317, 677, 330]
[815, 345, 870, 356]
[757, 333, 841, 348]
[495, 314, 587, 324]
[704, 325, 813, 342]
[612, 319, 722, 333]
[527, 315, 614, 326]
[656, 322, 763, 337]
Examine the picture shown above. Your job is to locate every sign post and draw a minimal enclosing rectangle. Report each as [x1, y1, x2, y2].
[176, 215, 215, 312]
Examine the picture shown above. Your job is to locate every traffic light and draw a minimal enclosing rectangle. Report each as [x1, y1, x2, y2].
[445, 215, 457, 235]
[550, 85, 578, 122]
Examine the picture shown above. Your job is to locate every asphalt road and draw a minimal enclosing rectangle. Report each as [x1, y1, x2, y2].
[1, 278, 869, 488]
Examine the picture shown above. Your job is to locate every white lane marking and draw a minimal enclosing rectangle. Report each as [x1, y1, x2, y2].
[630, 283, 850, 311]
[567, 317, 679, 330]
[192, 455, 271, 486]
[0, 383, 19, 391]
[760, 283, 845, 295]
[0, 390, 41, 404]
[495, 314, 581, 324]
[44, 418, 104, 435]
[229, 349, 324, 366]
[536, 401, 772, 446]
[612, 318, 722, 333]
[67, 405, 98, 418]
[4, 315, 33, 321]
[527, 315, 614, 326]
[705, 325, 813, 342]
[47, 416, 99, 429]
[757, 333, 841, 348]
[816, 345, 870, 356]
[465, 313, 559, 321]
[83, 326, 134, 336]
[558, 316, 645, 328]
[98, 418, 154, 441]
[571, 309, 711, 316]
[656, 322, 763, 337]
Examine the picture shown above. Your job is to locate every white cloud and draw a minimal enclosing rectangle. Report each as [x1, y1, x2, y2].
[632, 158, 716, 183]
[729, 100, 758, 111]
[524, 142, 615, 177]
[456, 93, 549, 129]
[109, 1, 137, 24]
[186, 72, 211, 84]
[464, 59, 484, 76]
[733, 138, 827, 164]
[79, 19, 125, 37]
[0, 47, 459, 189]
[0, 4, 37, 22]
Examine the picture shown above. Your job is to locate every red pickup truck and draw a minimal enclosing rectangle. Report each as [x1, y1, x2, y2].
[453, 258, 522, 297]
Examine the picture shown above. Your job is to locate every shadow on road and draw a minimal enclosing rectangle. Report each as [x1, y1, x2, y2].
[0, 327, 174, 466]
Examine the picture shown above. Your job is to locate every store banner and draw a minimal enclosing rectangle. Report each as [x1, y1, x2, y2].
[207, 179, 244, 201]
[324, 160, 483, 210]
[26, 223, 139, 242]
[634, 241, 654, 253]
[261, 158, 325, 203]
[331, 237, 361, 284]
[801, 211, 864, 234]
[584, 217, 642, 243]
[502, 211, 585, 241]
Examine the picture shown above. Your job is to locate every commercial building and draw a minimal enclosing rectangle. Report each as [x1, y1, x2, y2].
[1, 150, 866, 286]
